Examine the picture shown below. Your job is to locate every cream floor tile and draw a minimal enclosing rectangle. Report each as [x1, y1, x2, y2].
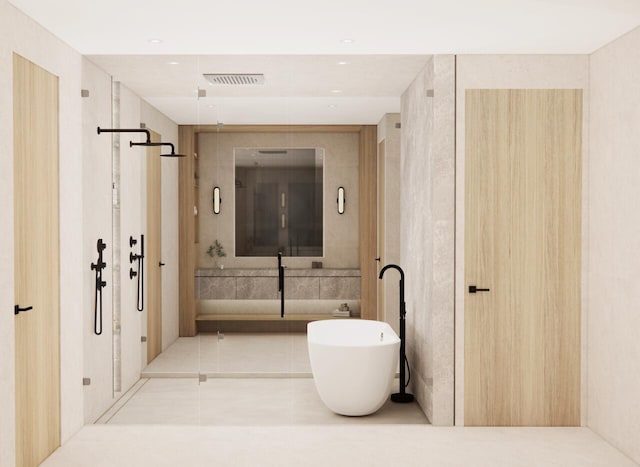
[105, 378, 428, 427]
[142, 333, 312, 377]
[43, 425, 639, 467]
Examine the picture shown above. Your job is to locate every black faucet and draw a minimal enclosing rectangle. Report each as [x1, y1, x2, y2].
[379, 264, 414, 403]
[278, 252, 285, 318]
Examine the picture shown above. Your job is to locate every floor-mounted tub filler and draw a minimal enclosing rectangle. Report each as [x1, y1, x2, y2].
[307, 319, 400, 416]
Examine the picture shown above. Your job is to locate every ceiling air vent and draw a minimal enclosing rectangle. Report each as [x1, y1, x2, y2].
[203, 74, 265, 86]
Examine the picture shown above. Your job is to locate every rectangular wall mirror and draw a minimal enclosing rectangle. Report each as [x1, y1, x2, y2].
[235, 148, 324, 257]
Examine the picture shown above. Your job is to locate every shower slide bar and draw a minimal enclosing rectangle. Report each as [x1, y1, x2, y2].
[91, 238, 107, 335]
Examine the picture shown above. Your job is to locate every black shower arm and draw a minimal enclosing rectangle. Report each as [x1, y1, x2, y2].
[97, 127, 151, 144]
[129, 141, 185, 158]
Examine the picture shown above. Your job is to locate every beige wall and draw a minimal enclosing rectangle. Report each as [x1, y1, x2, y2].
[81, 70, 180, 424]
[377, 113, 401, 334]
[197, 132, 359, 269]
[454, 55, 590, 426]
[0, 2, 84, 464]
[588, 26, 640, 464]
[0, 1, 180, 462]
[81, 58, 114, 424]
[400, 55, 456, 425]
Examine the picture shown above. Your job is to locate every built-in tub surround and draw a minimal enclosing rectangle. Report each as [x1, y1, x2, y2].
[197, 132, 359, 269]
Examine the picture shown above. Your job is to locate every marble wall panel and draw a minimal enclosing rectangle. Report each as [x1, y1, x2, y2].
[319, 277, 361, 300]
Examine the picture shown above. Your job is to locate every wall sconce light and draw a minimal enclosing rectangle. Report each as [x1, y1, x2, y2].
[213, 186, 221, 214]
[337, 187, 346, 214]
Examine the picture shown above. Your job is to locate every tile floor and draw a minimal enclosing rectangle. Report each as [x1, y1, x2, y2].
[142, 333, 311, 377]
[99, 377, 427, 426]
[107, 332, 425, 427]
[47, 333, 637, 466]
[42, 425, 639, 467]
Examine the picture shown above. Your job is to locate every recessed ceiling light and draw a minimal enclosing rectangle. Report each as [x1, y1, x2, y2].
[167, 61, 179, 65]
[328, 104, 337, 109]
[337, 61, 349, 65]
[331, 89, 342, 93]
[340, 39, 354, 44]
[207, 105, 215, 109]
[149, 38, 163, 44]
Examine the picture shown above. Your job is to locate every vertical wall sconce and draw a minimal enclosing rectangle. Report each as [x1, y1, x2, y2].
[213, 186, 221, 214]
[337, 187, 346, 214]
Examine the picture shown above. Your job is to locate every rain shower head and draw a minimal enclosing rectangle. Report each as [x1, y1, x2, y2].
[129, 141, 186, 158]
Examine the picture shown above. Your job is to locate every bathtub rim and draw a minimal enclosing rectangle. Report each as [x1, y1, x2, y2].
[307, 319, 400, 347]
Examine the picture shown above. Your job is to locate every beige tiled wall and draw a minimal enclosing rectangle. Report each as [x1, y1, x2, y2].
[588, 26, 640, 464]
[400, 55, 456, 425]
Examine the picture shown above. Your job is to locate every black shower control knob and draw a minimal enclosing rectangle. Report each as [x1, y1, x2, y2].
[130, 268, 137, 279]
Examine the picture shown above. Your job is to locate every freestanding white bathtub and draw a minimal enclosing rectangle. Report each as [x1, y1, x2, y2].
[307, 319, 400, 416]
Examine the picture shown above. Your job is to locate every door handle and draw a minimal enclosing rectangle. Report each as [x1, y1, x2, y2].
[468, 285, 490, 294]
[159, 262, 165, 267]
[14, 305, 33, 315]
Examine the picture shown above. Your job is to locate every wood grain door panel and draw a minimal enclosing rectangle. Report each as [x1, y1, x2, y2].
[13, 53, 61, 466]
[464, 89, 582, 426]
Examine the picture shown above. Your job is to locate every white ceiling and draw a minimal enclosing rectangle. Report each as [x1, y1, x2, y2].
[87, 55, 429, 124]
[8, 0, 640, 55]
[8, 0, 640, 124]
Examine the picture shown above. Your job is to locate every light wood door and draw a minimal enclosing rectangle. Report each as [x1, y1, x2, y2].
[358, 126, 378, 320]
[377, 140, 386, 321]
[146, 130, 162, 363]
[465, 89, 582, 426]
[13, 53, 60, 466]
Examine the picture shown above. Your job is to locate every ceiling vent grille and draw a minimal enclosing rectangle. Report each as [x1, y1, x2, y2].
[203, 74, 265, 86]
